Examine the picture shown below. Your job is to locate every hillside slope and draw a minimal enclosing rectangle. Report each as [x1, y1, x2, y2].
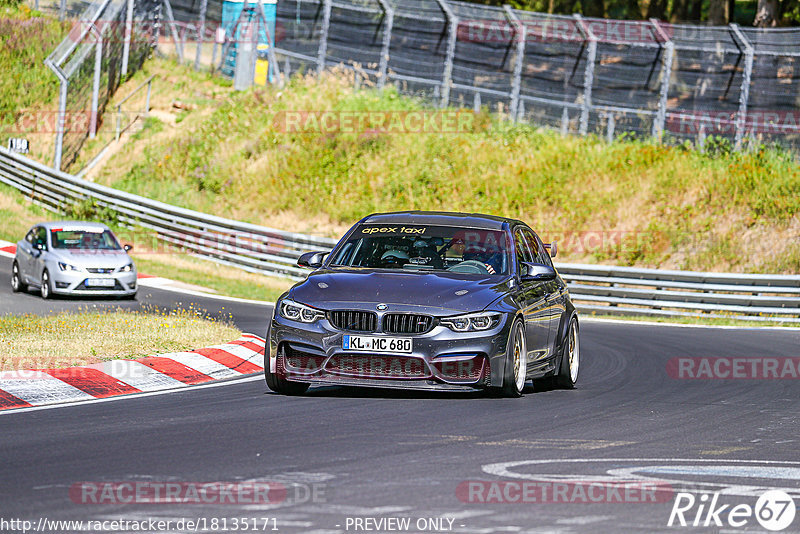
[26, 59, 800, 274]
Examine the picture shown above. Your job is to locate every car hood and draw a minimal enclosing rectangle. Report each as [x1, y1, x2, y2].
[49, 249, 133, 269]
[288, 268, 511, 315]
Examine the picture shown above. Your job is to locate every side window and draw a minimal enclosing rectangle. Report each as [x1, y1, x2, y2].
[36, 227, 47, 248]
[25, 229, 35, 244]
[514, 228, 534, 270]
[524, 228, 553, 267]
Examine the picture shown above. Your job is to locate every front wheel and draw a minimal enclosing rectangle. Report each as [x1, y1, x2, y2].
[11, 261, 26, 293]
[264, 345, 309, 396]
[556, 318, 580, 389]
[40, 269, 52, 300]
[501, 319, 527, 397]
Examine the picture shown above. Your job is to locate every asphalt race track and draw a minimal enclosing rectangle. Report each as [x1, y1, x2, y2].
[0, 256, 270, 335]
[1, 254, 799, 533]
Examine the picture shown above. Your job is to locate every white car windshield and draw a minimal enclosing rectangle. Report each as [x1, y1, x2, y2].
[330, 224, 510, 275]
[50, 229, 121, 250]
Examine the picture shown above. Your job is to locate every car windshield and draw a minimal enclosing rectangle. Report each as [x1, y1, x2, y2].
[50, 228, 121, 250]
[330, 224, 510, 275]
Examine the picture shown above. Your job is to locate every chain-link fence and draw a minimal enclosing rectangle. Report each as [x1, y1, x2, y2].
[261, 0, 800, 151]
[41, 0, 160, 170]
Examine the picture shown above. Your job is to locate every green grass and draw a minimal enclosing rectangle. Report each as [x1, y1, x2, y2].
[91, 63, 800, 274]
[0, 307, 241, 369]
[0, 3, 69, 122]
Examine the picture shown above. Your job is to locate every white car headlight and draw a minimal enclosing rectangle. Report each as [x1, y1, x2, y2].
[120, 263, 133, 272]
[280, 299, 324, 323]
[58, 262, 82, 272]
[441, 312, 502, 332]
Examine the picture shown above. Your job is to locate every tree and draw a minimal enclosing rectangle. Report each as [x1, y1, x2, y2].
[754, 0, 779, 26]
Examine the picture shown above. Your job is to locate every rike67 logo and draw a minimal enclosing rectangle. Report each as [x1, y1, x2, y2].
[668, 490, 796, 531]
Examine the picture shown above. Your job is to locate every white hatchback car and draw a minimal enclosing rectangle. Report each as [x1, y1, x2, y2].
[11, 221, 137, 299]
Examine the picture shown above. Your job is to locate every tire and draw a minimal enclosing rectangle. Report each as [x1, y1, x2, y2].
[40, 269, 52, 300]
[501, 319, 527, 398]
[264, 341, 309, 396]
[556, 318, 580, 389]
[11, 261, 26, 293]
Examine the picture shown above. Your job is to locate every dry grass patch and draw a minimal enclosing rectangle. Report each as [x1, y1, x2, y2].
[0, 307, 241, 371]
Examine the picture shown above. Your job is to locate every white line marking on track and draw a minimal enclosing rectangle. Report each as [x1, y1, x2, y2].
[582, 317, 800, 331]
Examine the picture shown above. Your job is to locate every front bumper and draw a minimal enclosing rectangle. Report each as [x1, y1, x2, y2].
[50, 269, 137, 296]
[269, 312, 513, 390]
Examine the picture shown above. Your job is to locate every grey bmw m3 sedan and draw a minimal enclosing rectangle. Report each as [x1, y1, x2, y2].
[266, 211, 579, 397]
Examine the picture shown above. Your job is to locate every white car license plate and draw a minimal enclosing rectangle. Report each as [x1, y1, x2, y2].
[87, 278, 115, 287]
[343, 335, 412, 354]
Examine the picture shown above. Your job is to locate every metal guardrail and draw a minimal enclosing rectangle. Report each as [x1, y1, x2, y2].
[0, 147, 335, 280]
[555, 264, 800, 323]
[0, 147, 798, 322]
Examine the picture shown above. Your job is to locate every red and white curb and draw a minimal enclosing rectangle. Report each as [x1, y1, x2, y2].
[0, 239, 15, 258]
[0, 334, 266, 411]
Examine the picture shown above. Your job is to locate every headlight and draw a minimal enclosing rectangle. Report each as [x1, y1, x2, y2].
[280, 299, 324, 323]
[120, 263, 133, 272]
[58, 262, 81, 272]
[441, 312, 502, 332]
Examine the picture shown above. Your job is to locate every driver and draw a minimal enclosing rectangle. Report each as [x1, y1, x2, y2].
[463, 244, 503, 275]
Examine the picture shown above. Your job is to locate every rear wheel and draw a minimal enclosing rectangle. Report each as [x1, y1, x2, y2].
[40, 269, 52, 300]
[501, 319, 527, 397]
[264, 343, 309, 396]
[11, 261, 26, 293]
[556, 318, 579, 389]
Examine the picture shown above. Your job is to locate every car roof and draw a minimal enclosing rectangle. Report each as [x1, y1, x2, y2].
[36, 221, 111, 230]
[361, 211, 522, 231]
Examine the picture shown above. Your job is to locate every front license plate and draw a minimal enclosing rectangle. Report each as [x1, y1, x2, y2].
[86, 278, 115, 287]
[343, 335, 412, 354]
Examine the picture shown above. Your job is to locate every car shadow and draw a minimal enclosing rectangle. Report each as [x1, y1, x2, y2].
[264, 382, 553, 400]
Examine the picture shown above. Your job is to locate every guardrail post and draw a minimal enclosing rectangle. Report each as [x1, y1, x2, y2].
[375, 0, 394, 89]
[89, 24, 103, 139]
[317, 0, 332, 74]
[45, 59, 68, 171]
[729, 23, 753, 150]
[606, 112, 615, 142]
[574, 14, 596, 136]
[145, 78, 152, 115]
[162, 0, 185, 63]
[504, 5, 526, 120]
[121, 0, 134, 76]
[650, 18, 673, 139]
[59, 0, 66, 20]
[194, 0, 209, 71]
[435, 0, 457, 108]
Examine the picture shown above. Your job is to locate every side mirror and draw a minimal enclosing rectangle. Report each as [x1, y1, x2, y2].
[35, 242, 46, 251]
[123, 244, 133, 252]
[297, 251, 327, 269]
[544, 241, 557, 258]
[520, 262, 556, 281]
